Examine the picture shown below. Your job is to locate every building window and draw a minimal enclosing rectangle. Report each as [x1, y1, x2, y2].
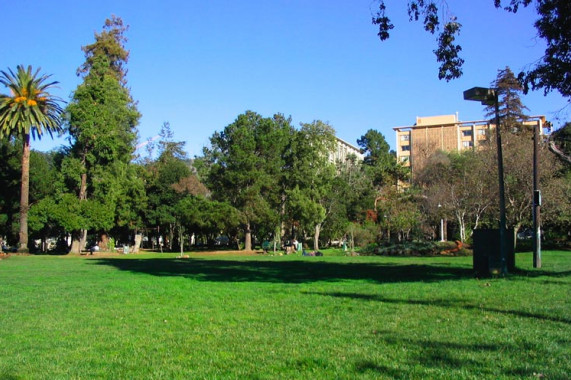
[462, 130, 473, 137]
[400, 156, 409, 163]
[401, 145, 410, 152]
[478, 129, 486, 136]
[400, 134, 410, 141]
[462, 141, 473, 148]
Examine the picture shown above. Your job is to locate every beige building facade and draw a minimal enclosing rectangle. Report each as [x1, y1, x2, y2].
[394, 114, 545, 177]
[330, 136, 364, 163]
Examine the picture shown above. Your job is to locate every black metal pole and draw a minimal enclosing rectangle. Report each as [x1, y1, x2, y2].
[495, 92, 508, 275]
[533, 120, 542, 268]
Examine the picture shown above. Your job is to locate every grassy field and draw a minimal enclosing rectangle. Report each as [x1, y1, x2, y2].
[0, 251, 569, 379]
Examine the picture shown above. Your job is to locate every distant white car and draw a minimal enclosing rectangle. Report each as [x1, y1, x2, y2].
[517, 229, 533, 239]
[329, 240, 344, 247]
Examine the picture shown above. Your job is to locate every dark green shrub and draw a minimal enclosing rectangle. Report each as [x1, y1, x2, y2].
[359, 240, 472, 257]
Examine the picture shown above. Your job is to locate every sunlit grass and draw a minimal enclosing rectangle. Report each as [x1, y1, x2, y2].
[0, 251, 569, 379]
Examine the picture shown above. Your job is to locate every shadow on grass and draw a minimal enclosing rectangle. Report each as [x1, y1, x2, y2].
[353, 331, 539, 379]
[511, 268, 571, 279]
[91, 257, 473, 284]
[305, 291, 571, 324]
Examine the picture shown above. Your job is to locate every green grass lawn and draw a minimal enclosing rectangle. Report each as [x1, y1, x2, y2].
[0, 251, 569, 379]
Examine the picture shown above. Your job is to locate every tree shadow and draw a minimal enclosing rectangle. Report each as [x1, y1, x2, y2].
[91, 257, 474, 284]
[510, 268, 571, 279]
[354, 331, 516, 378]
[305, 291, 571, 325]
[355, 328, 570, 379]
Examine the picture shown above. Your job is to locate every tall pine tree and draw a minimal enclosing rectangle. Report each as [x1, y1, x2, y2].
[204, 111, 293, 250]
[64, 16, 141, 253]
[485, 66, 529, 129]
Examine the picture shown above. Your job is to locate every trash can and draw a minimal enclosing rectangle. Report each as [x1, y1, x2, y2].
[123, 245, 129, 254]
[473, 229, 515, 276]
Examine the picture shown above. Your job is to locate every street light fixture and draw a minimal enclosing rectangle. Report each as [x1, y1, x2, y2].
[438, 203, 444, 242]
[464, 87, 507, 275]
[533, 120, 542, 268]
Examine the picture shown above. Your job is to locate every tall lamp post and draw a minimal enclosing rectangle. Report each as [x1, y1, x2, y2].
[438, 203, 445, 242]
[533, 119, 542, 268]
[464, 87, 507, 275]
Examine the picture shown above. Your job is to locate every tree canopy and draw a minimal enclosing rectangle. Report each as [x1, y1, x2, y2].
[64, 16, 141, 253]
[485, 66, 530, 127]
[372, 0, 570, 99]
[0, 65, 63, 252]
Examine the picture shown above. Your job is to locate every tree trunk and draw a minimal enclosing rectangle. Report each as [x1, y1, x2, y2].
[179, 226, 184, 255]
[456, 211, 466, 243]
[314, 223, 321, 251]
[244, 222, 252, 251]
[133, 233, 142, 253]
[99, 233, 110, 251]
[168, 224, 174, 251]
[71, 172, 89, 254]
[513, 223, 522, 251]
[70, 231, 83, 254]
[79, 229, 88, 252]
[443, 219, 448, 241]
[17, 134, 31, 253]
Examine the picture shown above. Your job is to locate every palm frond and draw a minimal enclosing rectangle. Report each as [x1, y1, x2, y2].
[0, 65, 63, 140]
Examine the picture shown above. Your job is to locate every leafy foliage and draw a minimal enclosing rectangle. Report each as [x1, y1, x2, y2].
[0, 65, 63, 140]
[372, 1, 464, 81]
[285, 121, 337, 250]
[416, 150, 494, 243]
[517, 0, 570, 97]
[358, 129, 406, 187]
[485, 67, 530, 126]
[372, 0, 570, 98]
[0, 65, 64, 252]
[0, 138, 22, 243]
[77, 15, 130, 83]
[205, 111, 294, 249]
[434, 20, 464, 81]
[64, 16, 141, 252]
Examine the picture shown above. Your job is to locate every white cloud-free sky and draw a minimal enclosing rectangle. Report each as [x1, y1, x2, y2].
[2, 0, 568, 155]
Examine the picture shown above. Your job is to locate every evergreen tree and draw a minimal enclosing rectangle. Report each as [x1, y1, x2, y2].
[64, 16, 141, 253]
[205, 111, 293, 250]
[144, 123, 195, 251]
[357, 129, 405, 187]
[285, 121, 337, 250]
[485, 66, 530, 129]
[78, 15, 130, 83]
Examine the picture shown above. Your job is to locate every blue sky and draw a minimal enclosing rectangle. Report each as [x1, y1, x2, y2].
[2, 0, 568, 156]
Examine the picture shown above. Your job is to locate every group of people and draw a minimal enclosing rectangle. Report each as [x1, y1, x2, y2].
[302, 250, 323, 256]
[291, 239, 323, 256]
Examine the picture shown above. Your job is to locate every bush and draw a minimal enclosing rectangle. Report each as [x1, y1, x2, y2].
[348, 223, 377, 248]
[359, 241, 465, 256]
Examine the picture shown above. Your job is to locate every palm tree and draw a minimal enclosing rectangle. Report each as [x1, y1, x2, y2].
[0, 65, 63, 252]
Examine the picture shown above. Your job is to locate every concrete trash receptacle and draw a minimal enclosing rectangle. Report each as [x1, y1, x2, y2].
[473, 229, 515, 276]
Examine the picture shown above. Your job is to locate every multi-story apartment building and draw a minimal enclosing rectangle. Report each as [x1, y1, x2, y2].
[330, 136, 364, 163]
[394, 114, 545, 177]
